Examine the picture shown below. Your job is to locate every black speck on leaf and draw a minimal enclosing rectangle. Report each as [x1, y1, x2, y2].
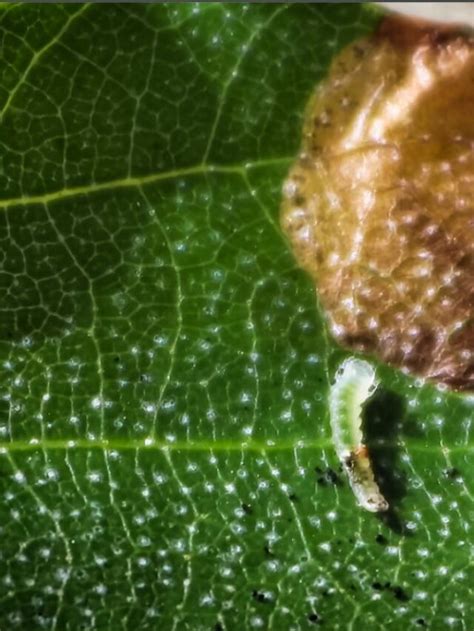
[372, 581, 410, 602]
[315, 467, 343, 487]
[308, 612, 322, 624]
[392, 586, 410, 602]
[375, 534, 388, 545]
[445, 467, 461, 480]
[242, 503, 253, 515]
[251, 590, 271, 604]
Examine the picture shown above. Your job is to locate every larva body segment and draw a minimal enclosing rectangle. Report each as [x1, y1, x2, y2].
[329, 358, 388, 513]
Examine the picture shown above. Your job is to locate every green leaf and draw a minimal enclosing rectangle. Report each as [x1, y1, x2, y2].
[0, 3, 472, 630]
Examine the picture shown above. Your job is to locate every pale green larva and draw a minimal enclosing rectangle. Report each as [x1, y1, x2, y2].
[329, 358, 388, 513]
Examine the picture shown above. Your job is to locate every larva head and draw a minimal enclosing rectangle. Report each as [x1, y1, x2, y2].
[282, 15, 474, 391]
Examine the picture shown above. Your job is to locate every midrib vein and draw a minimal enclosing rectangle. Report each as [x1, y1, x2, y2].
[0, 437, 469, 453]
[1, 438, 332, 452]
[0, 157, 292, 209]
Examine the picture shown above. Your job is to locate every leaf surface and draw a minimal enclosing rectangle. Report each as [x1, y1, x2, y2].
[0, 4, 472, 630]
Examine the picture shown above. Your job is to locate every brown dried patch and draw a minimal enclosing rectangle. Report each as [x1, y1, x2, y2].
[282, 16, 474, 390]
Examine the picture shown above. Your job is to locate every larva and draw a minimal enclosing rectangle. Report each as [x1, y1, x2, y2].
[329, 358, 388, 513]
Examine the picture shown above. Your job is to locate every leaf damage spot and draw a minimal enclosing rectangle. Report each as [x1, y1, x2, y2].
[282, 14, 474, 391]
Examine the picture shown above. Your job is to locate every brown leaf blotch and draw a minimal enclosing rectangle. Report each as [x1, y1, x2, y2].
[282, 16, 474, 390]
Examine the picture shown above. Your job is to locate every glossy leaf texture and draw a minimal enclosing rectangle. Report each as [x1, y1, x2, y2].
[0, 4, 472, 630]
